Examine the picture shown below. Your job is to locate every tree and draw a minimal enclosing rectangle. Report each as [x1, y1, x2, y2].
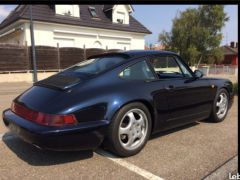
[159, 5, 229, 65]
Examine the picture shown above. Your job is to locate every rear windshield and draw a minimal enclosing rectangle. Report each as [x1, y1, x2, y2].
[64, 55, 128, 75]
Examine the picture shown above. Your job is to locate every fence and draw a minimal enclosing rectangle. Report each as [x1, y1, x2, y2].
[196, 64, 238, 76]
[0, 44, 122, 72]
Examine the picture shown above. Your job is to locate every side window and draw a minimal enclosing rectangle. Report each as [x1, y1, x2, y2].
[149, 56, 183, 78]
[119, 60, 156, 80]
[174, 56, 193, 78]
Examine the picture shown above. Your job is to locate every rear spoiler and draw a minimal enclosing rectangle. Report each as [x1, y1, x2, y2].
[87, 52, 130, 60]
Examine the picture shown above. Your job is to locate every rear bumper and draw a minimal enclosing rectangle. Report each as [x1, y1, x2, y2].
[2, 109, 109, 151]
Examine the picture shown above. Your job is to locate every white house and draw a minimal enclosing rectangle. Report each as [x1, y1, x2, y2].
[0, 5, 151, 50]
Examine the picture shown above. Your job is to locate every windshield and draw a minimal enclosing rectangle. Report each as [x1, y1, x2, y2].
[64, 55, 128, 75]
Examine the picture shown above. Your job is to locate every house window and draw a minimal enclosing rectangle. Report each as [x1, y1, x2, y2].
[112, 5, 131, 25]
[117, 19, 123, 24]
[89, 7, 98, 18]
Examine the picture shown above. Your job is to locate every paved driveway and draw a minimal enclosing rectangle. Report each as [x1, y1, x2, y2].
[0, 82, 237, 180]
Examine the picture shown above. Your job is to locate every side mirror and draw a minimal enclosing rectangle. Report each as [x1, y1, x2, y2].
[194, 70, 203, 78]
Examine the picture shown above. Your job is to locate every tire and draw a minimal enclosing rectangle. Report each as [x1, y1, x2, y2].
[208, 88, 229, 122]
[105, 102, 152, 157]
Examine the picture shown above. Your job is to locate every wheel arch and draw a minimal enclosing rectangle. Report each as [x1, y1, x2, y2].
[112, 99, 156, 133]
[218, 80, 233, 98]
[217, 86, 231, 100]
[222, 87, 230, 96]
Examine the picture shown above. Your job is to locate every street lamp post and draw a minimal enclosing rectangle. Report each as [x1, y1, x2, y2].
[29, 5, 38, 83]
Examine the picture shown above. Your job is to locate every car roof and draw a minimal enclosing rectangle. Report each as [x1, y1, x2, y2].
[88, 50, 178, 60]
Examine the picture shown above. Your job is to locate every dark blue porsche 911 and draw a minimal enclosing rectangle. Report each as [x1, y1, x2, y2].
[2, 50, 234, 157]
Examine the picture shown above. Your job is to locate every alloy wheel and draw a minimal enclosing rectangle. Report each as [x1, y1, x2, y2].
[216, 92, 228, 119]
[118, 108, 148, 151]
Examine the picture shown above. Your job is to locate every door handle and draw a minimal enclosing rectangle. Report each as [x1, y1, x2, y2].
[165, 85, 175, 91]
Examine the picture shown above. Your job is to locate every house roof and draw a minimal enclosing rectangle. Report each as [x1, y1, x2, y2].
[0, 5, 151, 34]
[103, 5, 134, 12]
[103, 5, 114, 12]
[221, 45, 238, 55]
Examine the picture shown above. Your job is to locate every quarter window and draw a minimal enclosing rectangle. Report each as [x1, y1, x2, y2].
[119, 60, 156, 80]
[149, 56, 183, 78]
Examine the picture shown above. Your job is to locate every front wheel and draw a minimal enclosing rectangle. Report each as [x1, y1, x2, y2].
[105, 102, 152, 157]
[209, 89, 229, 122]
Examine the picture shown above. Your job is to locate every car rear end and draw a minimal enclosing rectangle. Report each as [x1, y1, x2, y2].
[2, 54, 132, 150]
[2, 75, 109, 151]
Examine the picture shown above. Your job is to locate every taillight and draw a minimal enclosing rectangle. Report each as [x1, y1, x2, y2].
[11, 102, 77, 127]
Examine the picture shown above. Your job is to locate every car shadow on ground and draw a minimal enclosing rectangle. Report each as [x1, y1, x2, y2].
[98, 122, 201, 159]
[149, 122, 200, 140]
[199, 119, 217, 124]
[2, 132, 93, 166]
[3, 122, 202, 163]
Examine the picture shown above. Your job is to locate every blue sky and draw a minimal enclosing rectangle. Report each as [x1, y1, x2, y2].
[0, 5, 238, 46]
[132, 5, 238, 46]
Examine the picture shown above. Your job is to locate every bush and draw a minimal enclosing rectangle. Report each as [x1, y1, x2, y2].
[233, 82, 238, 95]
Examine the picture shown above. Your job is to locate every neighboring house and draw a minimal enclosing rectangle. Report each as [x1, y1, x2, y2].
[145, 43, 165, 50]
[220, 41, 238, 65]
[151, 43, 165, 50]
[0, 5, 151, 50]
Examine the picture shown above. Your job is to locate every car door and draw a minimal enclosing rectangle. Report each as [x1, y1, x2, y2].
[148, 54, 213, 130]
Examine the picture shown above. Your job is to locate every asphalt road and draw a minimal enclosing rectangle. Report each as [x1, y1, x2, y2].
[0, 82, 238, 180]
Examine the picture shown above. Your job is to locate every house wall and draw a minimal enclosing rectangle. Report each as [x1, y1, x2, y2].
[232, 55, 238, 65]
[0, 22, 25, 45]
[0, 31, 24, 44]
[222, 55, 238, 65]
[23, 21, 145, 50]
[112, 5, 130, 24]
[55, 5, 80, 17]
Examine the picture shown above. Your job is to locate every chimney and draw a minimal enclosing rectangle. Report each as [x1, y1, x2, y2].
[230, 41, 235, 48]
[236, 42, 238, 48]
